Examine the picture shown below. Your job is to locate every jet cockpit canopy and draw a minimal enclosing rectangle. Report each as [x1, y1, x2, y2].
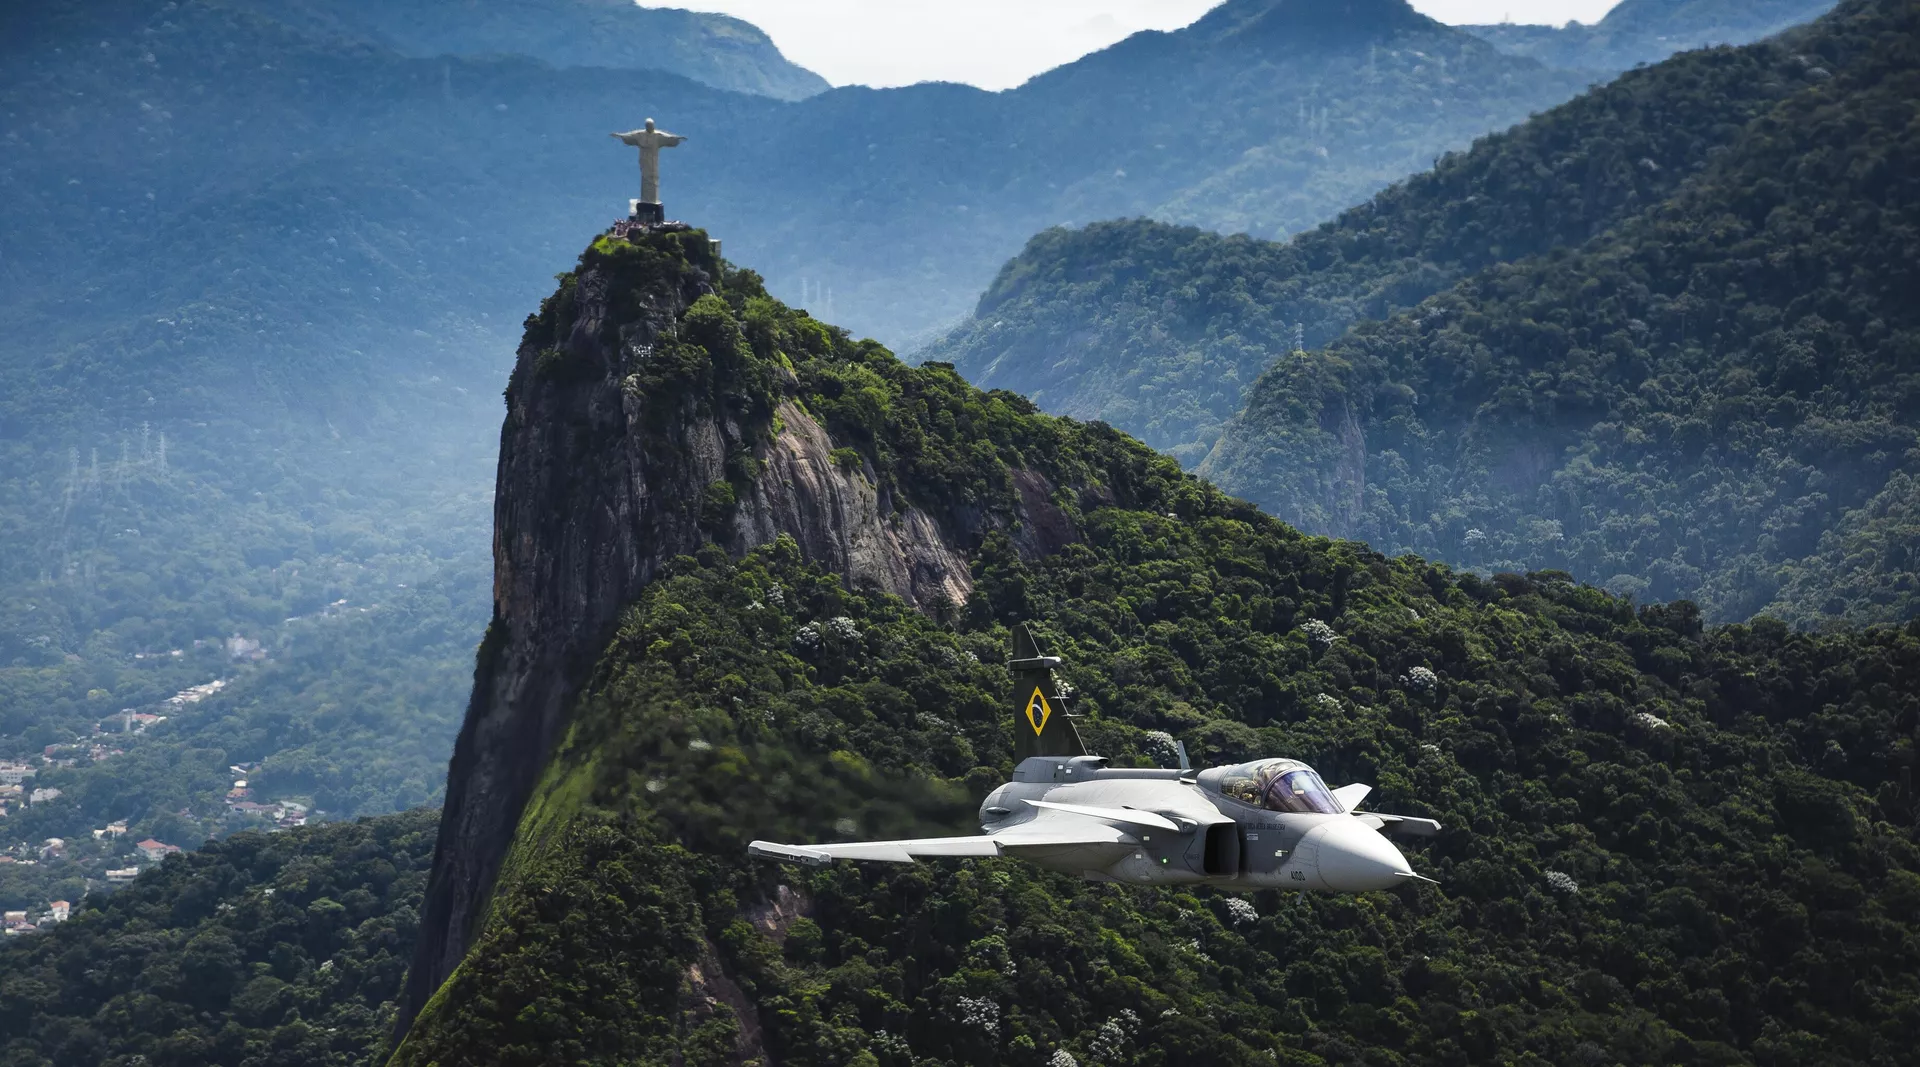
[1202, 759, 1344, 814]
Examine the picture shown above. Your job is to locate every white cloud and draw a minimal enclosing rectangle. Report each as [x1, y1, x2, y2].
[657, 1, 1627, 90]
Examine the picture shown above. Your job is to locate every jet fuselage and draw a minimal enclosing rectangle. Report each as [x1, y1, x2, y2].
[980, 756, 1421, 892]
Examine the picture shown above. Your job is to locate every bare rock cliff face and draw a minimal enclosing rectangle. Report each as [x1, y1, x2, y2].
[738, 399, 974, 607]
[398, 234, 1059, 1033]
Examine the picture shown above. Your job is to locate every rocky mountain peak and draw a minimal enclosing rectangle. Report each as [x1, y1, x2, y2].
[398, 224, 1098, 1033]
[1191, 0, 1441, 49]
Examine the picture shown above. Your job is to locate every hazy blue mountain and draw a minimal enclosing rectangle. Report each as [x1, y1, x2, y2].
[1464, 0, 1838, 73]
[234, 0, 830, 100]
[0, 1, 534, 860]
[944, 0, 1592, 314]
[4, 0, 1592, 363]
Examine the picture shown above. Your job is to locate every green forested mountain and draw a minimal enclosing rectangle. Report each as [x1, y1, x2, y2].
[929, 18, 1825, 462]
[388, 225, 1920, 1066]
[934, 0, 1918, 626]
[1465, 0, 1837, 73]
[0, 810, 436, 1066]
[1202, 0, 1920, 625]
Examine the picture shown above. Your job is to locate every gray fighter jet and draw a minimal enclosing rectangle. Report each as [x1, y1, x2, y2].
[749, 626, 1441, 892]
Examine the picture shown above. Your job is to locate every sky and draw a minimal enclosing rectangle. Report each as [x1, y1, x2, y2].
[662, 1, 1628, 90]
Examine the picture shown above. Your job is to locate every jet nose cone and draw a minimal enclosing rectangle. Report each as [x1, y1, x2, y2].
[1316, 820, 1414, 892]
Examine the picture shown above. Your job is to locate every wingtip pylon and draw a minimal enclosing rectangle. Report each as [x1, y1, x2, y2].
[747, 840, 832, 866]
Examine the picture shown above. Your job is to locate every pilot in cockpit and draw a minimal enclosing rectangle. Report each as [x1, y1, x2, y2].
[1215, 759, 1345, 815]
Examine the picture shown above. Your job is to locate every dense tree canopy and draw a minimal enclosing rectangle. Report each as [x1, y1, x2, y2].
[398, 537, 1920, 1066]
[0, 0, 1811, 898]
[0, 0, 1596, 872]
[0, 809, 437, 1067]
[3, 6, 1908, 1064]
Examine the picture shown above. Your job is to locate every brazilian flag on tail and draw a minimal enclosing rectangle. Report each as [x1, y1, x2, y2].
[1009, 623, 1089, 762]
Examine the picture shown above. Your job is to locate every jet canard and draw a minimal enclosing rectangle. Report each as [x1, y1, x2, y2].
[749, 625, 1441, 892]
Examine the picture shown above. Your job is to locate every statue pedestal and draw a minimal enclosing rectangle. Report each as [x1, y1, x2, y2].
[608, 215, 692, 242]
[630, 200, 666, 225]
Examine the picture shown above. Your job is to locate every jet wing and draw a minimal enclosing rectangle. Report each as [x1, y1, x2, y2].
[749, 819, 1136, 867]
[1022, 799, 1182, 832]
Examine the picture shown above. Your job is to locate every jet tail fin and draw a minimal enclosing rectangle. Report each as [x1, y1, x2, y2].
[1010, 624, 1089, 761]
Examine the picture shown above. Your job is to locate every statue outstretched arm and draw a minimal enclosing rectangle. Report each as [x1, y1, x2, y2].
[661, 134, 687, 147]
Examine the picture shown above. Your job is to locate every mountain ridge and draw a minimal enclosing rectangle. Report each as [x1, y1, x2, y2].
[1464, 0, 1839, 73]
[2, 0, 1592, 375]
[1187, 0, 1439, 47]
[192, 0, 831, 100]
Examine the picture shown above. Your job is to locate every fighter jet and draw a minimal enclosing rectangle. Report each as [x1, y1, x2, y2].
[749, 625, 1441, 892]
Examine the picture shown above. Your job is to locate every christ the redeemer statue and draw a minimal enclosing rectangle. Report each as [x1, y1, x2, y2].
[611, 118, 686, 223]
